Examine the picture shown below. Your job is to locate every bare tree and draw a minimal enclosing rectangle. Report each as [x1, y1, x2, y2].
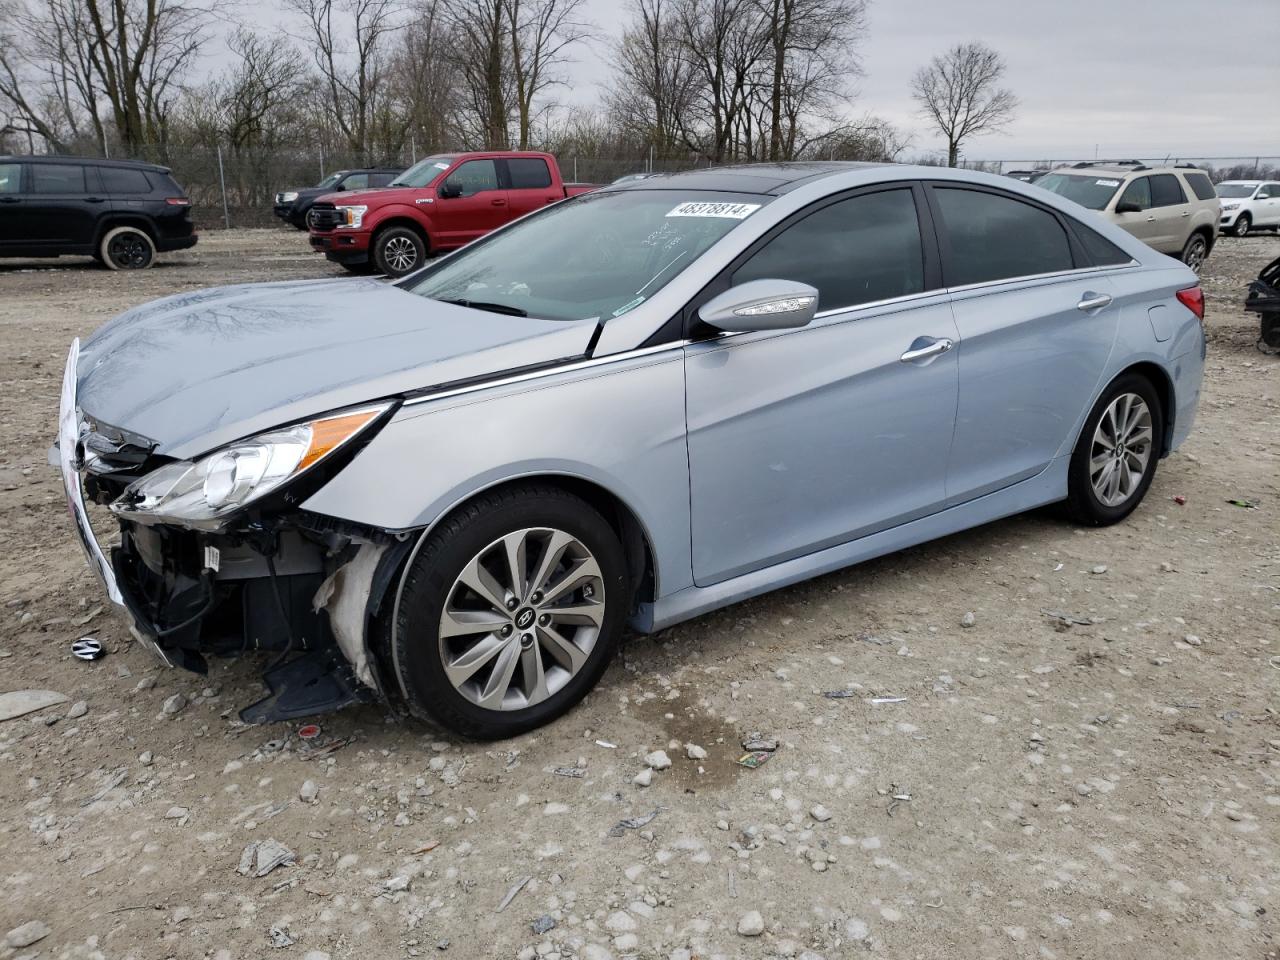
[441, 0, 509, 148]
[911, 41, 1017, 167]
[606, 0, 695, 159]
[396, 0, 460, 152]
[505, 0, 589, 149]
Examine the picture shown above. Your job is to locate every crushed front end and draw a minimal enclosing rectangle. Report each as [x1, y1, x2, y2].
[56, 338, 407, 724]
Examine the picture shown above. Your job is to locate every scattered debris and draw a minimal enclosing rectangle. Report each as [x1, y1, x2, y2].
[297, 723, 321, 740]
[531, 914, 557, 935]
[736, 751, 773, 770]
[823, 689, 856, 699]
[553, 766, 586, 778]
[594, 739, 617, 749]
[886, 785, 912, 817]
[413, 841, 441, 855]
[858, 634, 894, 646]
[71, 637, 104, 660]
[1226, 498, 1258, 509]
[1042, 609, 1094, 626]
[741, 733, 778, 752]
[608, 807, 663, 837]
[1172, 494, 1187, 505]
[81, 768, 127, 806]
[268, 926, 295, 948]
[495, 875, 531, 912]
[237, 839, 295, 878]
[0, 689, 68, 722]
[870, 696, 907, 705]
[1090, 564, 1108, 575]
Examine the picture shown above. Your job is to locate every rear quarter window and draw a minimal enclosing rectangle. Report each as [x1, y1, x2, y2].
[98, 167, 151, 194]
[1071, 222, 1134, 267]
[1183, 172, 1216, 201]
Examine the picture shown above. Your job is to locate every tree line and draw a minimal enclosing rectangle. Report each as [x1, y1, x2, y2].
[0, 0, 993, 167]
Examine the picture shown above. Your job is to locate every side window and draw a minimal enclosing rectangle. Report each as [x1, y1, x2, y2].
[1183, 171, 1216, 201]
[1260, 183, 1280, 199]
[507, 157, 552, 190]
[342, 173, 369, 190]
[0, 162, 21, 193]
[733, 189, 925, 312]
[934, 187, 1074, 286]
[369, 173, 395, 187]
[1149, 174, 1186, 207]
[31, 163, 86, 193]
[444, 159, 499, 197]
[1072, 222, 1134, 267]
[1118, 177, 1151, 210]
[98, 167, 150, 193]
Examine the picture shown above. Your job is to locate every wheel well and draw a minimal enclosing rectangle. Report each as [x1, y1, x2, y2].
[1192, 224, 1215, 254]
[1117, 361, 1176, 455]
[95, 217, 157, 247]
[437, 475, 657, 610]
[372, 218, 429, 249]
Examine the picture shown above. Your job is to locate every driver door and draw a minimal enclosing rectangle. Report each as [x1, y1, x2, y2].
[684, 186, 960, 586]
[432, 159, 509, 247]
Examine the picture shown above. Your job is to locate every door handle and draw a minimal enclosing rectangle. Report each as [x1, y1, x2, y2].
[1145, 216, 1156, 222]
[85, 196, 106, 203]
[899, 337, 954, 363]
[490, 198, 506, 206]
[1076, 292, 1113, 312]
[0, 196, 19, 204]
[1180, 211, 1190, 217]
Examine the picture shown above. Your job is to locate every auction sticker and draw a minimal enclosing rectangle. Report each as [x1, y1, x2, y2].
[1095, 179, 1121, 187]
[666, 201, 761, 219]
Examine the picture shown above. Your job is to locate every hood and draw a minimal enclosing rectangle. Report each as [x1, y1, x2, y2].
[76, 277, 597, 459]
[316, 186, 424, 207]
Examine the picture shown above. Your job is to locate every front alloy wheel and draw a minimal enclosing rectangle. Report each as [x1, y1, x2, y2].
[1230, 213, 1251, 238]
[389, 485, 628, 739]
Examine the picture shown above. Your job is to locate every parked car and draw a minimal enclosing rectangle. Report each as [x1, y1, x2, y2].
[0, 155, 195, 269]
[1215, 180, 1280, 237]
[273, 168, 401, 230]
[57, 163, 1205, 738]
[1006, 169, 1049, 183]
[307, 151, 598, 277]
[1036, 162, 1220, 271]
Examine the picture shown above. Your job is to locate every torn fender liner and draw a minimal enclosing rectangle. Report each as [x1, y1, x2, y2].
[313, 541, 388, 689]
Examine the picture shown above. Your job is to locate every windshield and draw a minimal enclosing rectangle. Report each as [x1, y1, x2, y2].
[390, 155, 455, 188]
[1037, 172, 1125, 210]
[405, 190, 770, 321]
[1215, 183, 1257, 198]
[315, 172, 343, 189]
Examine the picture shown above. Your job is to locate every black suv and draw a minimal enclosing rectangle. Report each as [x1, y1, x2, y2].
[0, 156, 196, 270]
[273, 168, 402, 229]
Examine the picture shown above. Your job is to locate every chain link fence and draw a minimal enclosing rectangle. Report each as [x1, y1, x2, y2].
[24, 145, 1280, 230]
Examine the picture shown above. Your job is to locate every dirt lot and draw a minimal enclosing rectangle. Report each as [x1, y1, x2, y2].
[1, 229, 1277, 960]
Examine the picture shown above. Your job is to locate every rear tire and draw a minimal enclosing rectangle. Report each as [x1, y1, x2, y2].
[1064, 373, 1163, 526]
[372, 225, 427, 278]
[390, 485, 629, 740]
[1180, 232, 1208, 272]
[99, 226, 155, 270]
[1230, 213, 1251, 238]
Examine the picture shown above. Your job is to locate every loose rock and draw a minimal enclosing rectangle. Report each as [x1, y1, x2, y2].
[161, 692, 187, 717]
[6, 920, 51, 948]
[644, 749, 671, 770]
[737, 910, 765, 936]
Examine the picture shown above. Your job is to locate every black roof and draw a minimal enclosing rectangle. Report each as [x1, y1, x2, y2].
[0, 154, 173, 174]
[622, 161, 891, 196]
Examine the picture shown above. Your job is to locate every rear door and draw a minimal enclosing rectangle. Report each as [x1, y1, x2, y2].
[1148, 173, 1191, 252]
[684, 184, 960, 585]
[23, 162, 97, 247]
[929, 184, 1120, 504]
[1258, 183, 1280, 226]
[501, 157, 562, 219]
[432, 158, 509, 246]
[1112, 176, 1160, 247]
[0, 161, 25, 251]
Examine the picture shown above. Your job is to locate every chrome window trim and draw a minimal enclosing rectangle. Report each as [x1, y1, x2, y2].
[812, 286, 947, 320]
[944, 261, 1139, 296]
[401, 340, 690, 408]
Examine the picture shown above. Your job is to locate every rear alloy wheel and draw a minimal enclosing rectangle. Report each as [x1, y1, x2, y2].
[1180, 232, 1208, 272]
[1230, 213, 1251, 238]
[373, 226, 426, 277]
[390, 485, 628, 739]
[99, 226, 155, 270]
[1064, 374, 1163, 526]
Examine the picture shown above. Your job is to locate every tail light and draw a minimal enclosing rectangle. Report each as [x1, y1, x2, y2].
[165, 197, 191, 206]
[1176, 285, 1205, 321]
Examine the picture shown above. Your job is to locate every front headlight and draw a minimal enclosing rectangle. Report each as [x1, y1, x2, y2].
[111, 404, 389, 528]
[1221, 201, 1240, 210]
[280, 191, 300, 203]
[336, 204, 368, 229]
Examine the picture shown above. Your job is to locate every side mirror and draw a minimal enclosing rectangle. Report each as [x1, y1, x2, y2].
[698, 279, 819, 334]
[334, 182, 345, 191]
[1115, 200, 1143, 214]
[439, 181, 463, 199]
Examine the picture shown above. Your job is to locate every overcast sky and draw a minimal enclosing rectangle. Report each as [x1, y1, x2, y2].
[549, 0, 1280, 161]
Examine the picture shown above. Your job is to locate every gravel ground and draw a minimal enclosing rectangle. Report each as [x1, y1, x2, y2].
[0, 229, 1277, 960]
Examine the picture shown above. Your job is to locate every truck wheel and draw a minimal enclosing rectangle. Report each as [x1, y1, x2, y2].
[390, 484, 629, 739]
[100, 226, 155, 270]
[373, 226, 426, 278]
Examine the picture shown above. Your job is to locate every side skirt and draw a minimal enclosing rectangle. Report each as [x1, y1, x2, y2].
[632, 456, 1070, 633]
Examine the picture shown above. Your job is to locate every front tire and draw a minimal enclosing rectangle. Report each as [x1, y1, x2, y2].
[1180, 232, 1208, 272]
[390, 485, 629, 739]
[373, 225, 427, 277]
[1230, 213, 1251, 238]
[1064, 374, 1163, 526]
[99, 226, 155, 270]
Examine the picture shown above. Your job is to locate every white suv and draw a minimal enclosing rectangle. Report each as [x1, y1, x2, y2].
[1036, 162, 1221, 271]
[1216, 180, 1280, 237]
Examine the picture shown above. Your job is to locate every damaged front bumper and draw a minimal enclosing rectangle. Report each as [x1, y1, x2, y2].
[55, 338, 407, 723]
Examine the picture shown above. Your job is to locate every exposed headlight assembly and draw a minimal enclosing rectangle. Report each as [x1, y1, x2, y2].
[279, 191, 300, 203]
[1221, 201, 1240, 210]
[112, 404, 389, 528]
[336, 204, 368, 229]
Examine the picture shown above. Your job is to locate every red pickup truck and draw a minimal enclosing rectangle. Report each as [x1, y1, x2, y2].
[307, 151, 597, 277]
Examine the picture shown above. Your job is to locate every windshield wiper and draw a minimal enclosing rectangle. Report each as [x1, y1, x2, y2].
[441, 298, 528, 317]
